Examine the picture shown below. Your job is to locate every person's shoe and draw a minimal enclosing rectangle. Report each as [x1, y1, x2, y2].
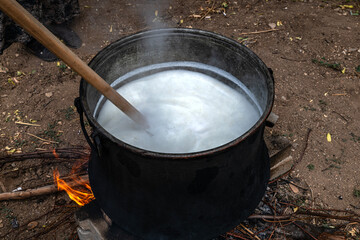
[26, 39, 58, 62]
[47, 23, 82, 49]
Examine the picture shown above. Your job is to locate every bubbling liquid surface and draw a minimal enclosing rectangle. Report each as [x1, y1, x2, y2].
[96, 69, 261, 153]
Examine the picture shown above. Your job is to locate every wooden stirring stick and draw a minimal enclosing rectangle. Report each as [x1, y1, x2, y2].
[0, 0, 149, 128]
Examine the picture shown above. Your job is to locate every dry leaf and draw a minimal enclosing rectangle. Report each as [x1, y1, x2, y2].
[339, 5, 353, 9]
[289, 183, 299, 193]
[7, 148, 16, 154]
[327, 133, 332, 142]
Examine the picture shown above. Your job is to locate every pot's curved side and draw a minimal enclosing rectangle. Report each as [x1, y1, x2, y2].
[88, 125, 269, 239]
[79, 28, 274, 240]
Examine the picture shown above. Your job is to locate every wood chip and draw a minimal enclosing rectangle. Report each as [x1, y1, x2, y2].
[289, 183, 300, 194]
[27, 221, 38, 230]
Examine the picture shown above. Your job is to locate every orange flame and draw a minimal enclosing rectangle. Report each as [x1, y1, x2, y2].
[52, 149, 95, 206]
[52, 148, 59, 158]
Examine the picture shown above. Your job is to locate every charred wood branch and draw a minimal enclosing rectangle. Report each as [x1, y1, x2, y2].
[0, 175, 89, 201]
[0, 148, 90, 166]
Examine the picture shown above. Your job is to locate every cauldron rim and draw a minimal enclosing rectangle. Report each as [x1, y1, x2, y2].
[80, 28, 274, 158]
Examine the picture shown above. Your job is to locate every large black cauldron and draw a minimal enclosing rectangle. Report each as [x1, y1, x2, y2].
[78, 28, 274, 239]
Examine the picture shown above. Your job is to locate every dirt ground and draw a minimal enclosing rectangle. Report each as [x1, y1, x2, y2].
[0, 0, 359, 239]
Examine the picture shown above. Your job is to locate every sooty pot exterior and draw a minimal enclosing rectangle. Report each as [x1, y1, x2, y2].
[79, 28, 274, 240]
[87, 127, 269, 240]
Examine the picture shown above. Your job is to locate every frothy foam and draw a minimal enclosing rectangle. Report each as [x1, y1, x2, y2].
[96, 69, 261, 153]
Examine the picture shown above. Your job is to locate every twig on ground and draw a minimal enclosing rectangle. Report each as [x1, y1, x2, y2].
[292, 221, 318, 240]
[15, 121, 41, 127]
[238, 223, 261, 240]
[239, 29, 279, 35]
[294, 128, 312, 165]
[248, 214, 292, 221]
[200, 0, 216, 20]
[297, 210, 360, 223]
[26, 132, 59, 144]
[0, 180, 7, 192]
[279, 202, 360, 217]
[268, 227, 276, 240]
[280, 179, 308, 191]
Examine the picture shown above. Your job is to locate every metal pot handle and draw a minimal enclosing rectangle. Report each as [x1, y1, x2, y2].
[74, 97, 98, 152]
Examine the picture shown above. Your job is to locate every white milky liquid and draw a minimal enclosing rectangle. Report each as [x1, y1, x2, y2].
[96, 69, 261, 153]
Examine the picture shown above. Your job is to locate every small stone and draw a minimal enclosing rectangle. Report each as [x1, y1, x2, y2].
[27, 221, 38, 230]
[11, 218, 19, 228]
[45, 92, 53, 98]
[268, 23, 276, 29]
[338, 195, 343, 200]
[348, 48, 357, 52]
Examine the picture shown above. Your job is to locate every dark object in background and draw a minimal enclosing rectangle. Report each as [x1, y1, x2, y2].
[11, 218, 19, 228]
[0, 0, 81, 61]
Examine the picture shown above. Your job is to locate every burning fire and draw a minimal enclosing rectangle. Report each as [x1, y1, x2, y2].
[52, 149, 95, 206]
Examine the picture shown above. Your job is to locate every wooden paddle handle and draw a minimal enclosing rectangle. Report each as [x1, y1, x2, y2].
[0, 0, 148, 127]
